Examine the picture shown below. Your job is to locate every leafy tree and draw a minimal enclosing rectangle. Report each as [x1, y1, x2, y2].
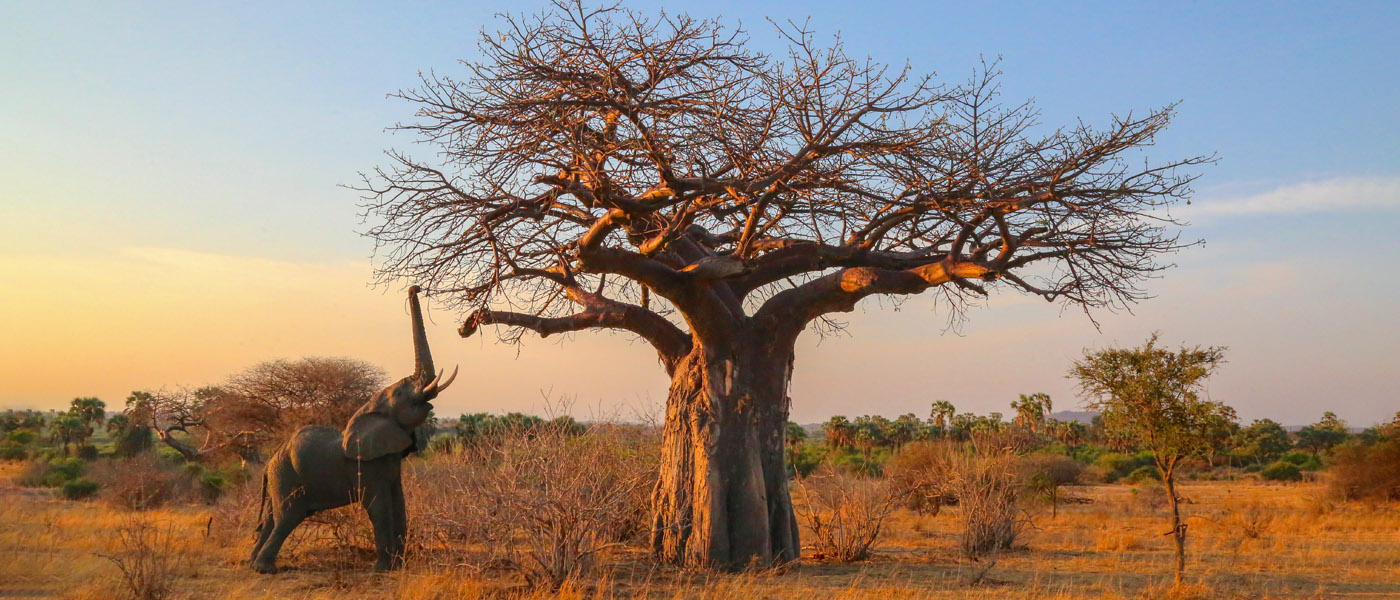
[1230, 419, 1291, 465]
[784, 421, 808, 472]
[372, 2, 1208, 568]
[105, 413, 154, 457]
[1295, 411, 1350, 457]
[1071, 333, 1229, 585]
[0, 410, 46, 433]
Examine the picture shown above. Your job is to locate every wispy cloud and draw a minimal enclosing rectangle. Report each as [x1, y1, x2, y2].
[1171, 176, 1400, 220]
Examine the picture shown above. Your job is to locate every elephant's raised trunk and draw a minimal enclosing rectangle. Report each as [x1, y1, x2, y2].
[408, 285, 434, 384]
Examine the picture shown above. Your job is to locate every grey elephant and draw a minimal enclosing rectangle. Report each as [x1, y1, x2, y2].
[250, 285, 456, 573]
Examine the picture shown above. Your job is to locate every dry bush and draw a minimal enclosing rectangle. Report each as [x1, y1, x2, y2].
[96, 516, 187, 600]
[407, 421, 658, 589]
[209, 470, 264, 546]
[948, 451, 1024, 559]
[797, 464, 902, 562]
[90, 455, 191, 510]
[1328, 441, 1400, 502]
[1131, 480, 1169, 512]
[885, 440, 959, 514]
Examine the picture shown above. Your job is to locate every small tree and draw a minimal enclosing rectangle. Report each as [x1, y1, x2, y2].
[1230, 419, 1291, 466]
[1070, 334, 1229, 585]
[1296, 412, 1350, 457]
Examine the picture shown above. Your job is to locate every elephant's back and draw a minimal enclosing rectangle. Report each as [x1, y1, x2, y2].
[286, 425, 351, 474]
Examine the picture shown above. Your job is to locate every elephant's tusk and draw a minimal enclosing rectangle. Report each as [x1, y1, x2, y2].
[432, 365, 459, 393]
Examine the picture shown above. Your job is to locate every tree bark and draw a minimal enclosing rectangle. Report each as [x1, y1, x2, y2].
[650, 336, 800, 570]
[1162, 465, 1186, 585]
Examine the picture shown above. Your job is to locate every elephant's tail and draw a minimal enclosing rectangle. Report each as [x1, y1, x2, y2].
[254, 469, 269, 533]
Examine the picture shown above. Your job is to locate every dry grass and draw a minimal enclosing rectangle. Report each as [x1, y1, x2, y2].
[2, 461, 1399, 599]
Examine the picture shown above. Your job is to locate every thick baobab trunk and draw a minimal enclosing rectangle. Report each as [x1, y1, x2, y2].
[650, 341, 800, 570]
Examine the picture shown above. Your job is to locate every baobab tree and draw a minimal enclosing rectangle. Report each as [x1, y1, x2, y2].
[361, 1, 1208, 569]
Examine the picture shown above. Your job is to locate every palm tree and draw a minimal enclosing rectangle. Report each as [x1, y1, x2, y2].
[49, 413, 88, 456]
[1011, 393, 1052, 433]
[929, 401, 956, 433]
[823, 416, 853, 451]
[68, 397, 106, 427]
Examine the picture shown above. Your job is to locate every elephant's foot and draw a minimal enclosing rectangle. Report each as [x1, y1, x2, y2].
[372, 558, 403, 572]
[251, 559, 279, 574]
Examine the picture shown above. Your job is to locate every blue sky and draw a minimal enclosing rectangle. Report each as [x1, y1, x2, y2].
[2, 1, 1397, 425]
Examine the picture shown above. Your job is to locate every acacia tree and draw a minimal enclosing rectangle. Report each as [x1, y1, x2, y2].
[1070, 334, 1229, 585]
[362, 2, 1208, 569]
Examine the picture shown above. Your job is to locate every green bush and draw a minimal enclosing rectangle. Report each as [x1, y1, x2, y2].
[0, 442, 26, 461]
[1280, 451, 1311, 466]
[58, 478, 100, 500]
[7, 430, 36, 445]
[1123, 465, 1161, 483]
[77, 445, 99, 460]
[1261, 461, 1302, 482]
[198, 472, 227, 503]
[18, 457, 88, 487]
[1092, 452, 1152, 483]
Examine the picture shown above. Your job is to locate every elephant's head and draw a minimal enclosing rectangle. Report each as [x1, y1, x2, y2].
[343, 285, 457, 460]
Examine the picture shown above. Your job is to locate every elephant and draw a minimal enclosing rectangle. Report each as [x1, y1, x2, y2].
[249, 285, 457, 573]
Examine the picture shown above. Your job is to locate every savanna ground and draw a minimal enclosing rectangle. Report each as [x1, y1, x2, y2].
[3, 461, 1397, 600]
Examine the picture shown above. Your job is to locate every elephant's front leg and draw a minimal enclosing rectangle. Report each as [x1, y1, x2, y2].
[390, 479, 407, 568]
[361, 484, 398, 572]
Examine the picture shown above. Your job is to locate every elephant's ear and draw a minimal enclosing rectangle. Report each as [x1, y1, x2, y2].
[342, 413, 412, 460]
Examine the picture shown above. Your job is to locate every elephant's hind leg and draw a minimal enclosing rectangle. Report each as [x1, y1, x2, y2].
[249, 512, 275, 564]
[251, 508, 309, 574]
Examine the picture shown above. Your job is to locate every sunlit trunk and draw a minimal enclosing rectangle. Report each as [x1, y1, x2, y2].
[650, 335, 800, 570]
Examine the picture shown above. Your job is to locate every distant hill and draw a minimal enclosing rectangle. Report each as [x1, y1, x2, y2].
[1050, 410, 1098, 424]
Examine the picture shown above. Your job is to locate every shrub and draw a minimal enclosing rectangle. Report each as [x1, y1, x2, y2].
[1092, 452, 1151, 483]
[408, 421, 658, 589]
[60, 478, 101, 500]
[97, 516, 186, 600]
[1123, 465, 1161, 484]
[18, 457, 87, 487]
[77, 445, 100, 460]
[0, 442, 26, 461]
[945, 442, 1025, 559]
[885, 440, 958, 514]
[797, 465, 902, 562]
[1280, 451, 1310, 466]
[92, 455, 190, 510]
[1328, 441, 1400, 502]
[1131, 480, 1169, 511]
[1260, 461, 1302, 482]
[1018, 454, 1083, 516]
[788, 442, 826, 478]
[7, 430, 36, 445]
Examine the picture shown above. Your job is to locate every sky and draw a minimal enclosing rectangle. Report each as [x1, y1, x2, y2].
[2, 1, 1398, 426]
